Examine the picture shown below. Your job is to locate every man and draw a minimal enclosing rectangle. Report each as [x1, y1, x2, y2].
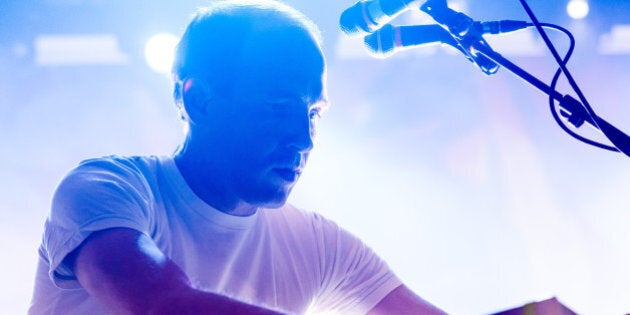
[29, 1, 446, 314]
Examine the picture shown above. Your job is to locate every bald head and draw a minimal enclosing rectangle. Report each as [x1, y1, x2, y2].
[172, 0, 325, 101]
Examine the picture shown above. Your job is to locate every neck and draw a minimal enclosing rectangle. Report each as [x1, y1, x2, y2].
[173, 144, 258, 217]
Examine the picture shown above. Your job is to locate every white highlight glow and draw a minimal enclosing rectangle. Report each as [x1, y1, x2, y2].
[144, 33, 179, 74]
[34, 34, 128, 66]
[447, 0, 468, 13]
[598, 24, 630, 55]
[484, 29, 545, 57]
[567, 0, 589, 20]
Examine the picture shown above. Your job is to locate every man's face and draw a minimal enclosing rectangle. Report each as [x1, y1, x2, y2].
[196, 27, 328, 209]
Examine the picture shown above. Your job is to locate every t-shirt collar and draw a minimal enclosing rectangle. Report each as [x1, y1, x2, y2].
[160, 155, 259, 230]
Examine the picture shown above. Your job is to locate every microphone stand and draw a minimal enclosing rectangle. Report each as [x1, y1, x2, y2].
[421, 0, 630, 157]
[474, 37, 630, 157]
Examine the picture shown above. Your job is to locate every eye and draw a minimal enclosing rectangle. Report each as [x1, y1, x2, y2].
[309, 107, 322, 121]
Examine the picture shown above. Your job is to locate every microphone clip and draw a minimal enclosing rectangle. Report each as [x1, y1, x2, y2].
[421, 0, 500, 75]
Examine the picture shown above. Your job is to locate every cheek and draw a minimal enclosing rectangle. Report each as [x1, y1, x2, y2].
[242, 113, 288, 142]
[223, 106, 303, 157]
[233, 125, 280, 158]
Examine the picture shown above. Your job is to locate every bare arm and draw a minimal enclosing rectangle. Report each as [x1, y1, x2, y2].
[67, 227, 282, 315]
[367, 285, 446, 315]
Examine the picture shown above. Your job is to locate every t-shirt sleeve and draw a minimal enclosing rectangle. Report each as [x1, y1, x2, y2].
[309, 213, 403, 315]
[42, 157, 153, 289]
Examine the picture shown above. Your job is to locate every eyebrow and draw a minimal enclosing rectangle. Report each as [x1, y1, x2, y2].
[302, 94, 330, 109]
[313, 97, 331, 110]
[263, 93, 329, 108]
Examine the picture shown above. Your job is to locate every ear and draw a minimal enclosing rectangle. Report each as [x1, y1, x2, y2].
[172, 81, 187, 121]
[181, 78, 213, 124]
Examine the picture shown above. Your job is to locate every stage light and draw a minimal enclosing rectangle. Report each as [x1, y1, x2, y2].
[144, 33, 179, 74]
[566, 0, 589, 20]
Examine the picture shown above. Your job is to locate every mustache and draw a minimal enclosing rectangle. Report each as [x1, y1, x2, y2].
[269, 151, 309, 170]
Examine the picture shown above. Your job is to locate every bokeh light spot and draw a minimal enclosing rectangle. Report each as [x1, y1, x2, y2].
[144, 33, 179, 74]
[567, 0, 589, 20]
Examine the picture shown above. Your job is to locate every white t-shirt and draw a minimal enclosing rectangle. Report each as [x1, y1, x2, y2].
[29, 155, 401, 314]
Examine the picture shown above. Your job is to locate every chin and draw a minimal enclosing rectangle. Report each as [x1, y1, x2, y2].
[253, 186, 293, 209]
[243, 176, 296, 209]
[259, 193, 291, 209]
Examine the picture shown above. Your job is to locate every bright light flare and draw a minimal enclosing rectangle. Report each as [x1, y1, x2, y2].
[567, 0, 589, 20]
[144, 33, 179, 74]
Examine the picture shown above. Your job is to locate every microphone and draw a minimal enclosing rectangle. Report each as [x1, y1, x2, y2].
[364, 24, 454, 57]
[364, 20, 531, 57]
[340, 0, 420, 35]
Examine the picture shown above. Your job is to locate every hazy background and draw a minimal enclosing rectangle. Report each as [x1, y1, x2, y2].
[2, 0, 629, 314]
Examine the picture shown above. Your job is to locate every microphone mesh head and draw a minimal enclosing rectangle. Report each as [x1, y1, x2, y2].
[363, 24, 396, 58]
[339, 1, 371, 35]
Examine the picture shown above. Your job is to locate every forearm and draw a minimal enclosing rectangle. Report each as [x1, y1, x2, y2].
[149, 287, 283, 315]
[71, 228, 284, 315]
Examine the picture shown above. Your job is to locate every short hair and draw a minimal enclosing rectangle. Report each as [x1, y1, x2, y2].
[172, 0, 323, 103]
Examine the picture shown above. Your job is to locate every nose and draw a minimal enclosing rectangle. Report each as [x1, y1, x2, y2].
[287, 112, 315, 153]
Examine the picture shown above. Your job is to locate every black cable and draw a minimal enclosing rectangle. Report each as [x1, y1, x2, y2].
[543, 24, 619, 151]
[518, 0, 599, 127]
[518, 0, 622, 153]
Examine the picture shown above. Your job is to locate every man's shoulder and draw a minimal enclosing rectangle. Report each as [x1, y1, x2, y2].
[56, 155, 171, 198]
[76, 155, 164, 173]
[66, 155, 170, 182]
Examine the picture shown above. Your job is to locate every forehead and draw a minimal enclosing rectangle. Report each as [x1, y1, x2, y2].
[234, 25, 327, 103]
